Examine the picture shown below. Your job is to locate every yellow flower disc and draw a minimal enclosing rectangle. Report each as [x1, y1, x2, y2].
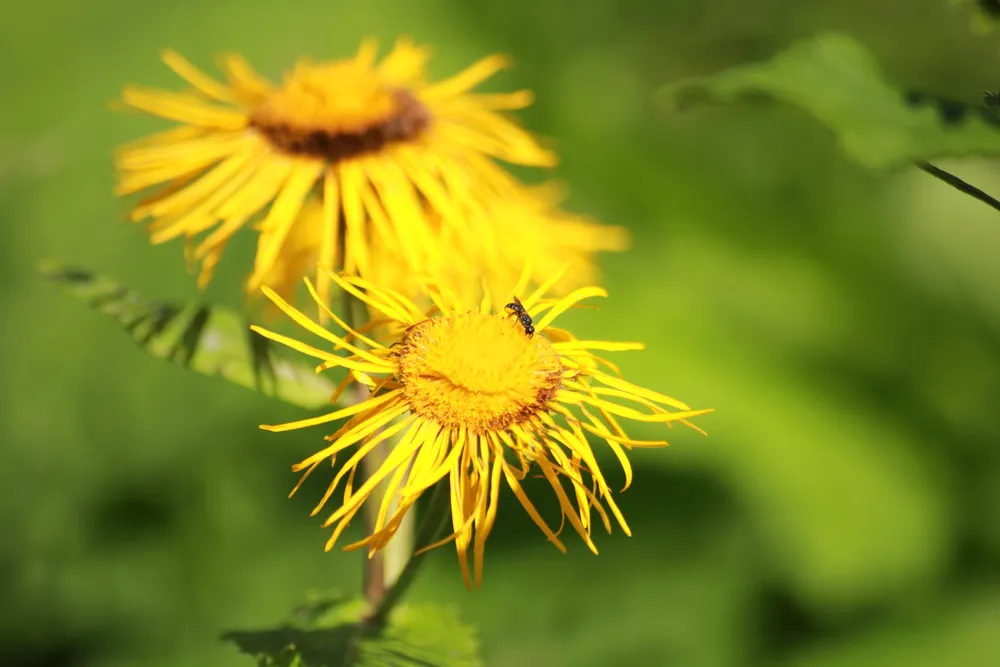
[395, 311, 564, 432]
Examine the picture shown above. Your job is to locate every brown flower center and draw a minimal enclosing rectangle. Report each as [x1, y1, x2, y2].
[249, 60, 430, 163]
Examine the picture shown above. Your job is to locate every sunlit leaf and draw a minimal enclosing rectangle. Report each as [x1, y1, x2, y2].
[223, 591, 482, 667]
[660, 32, 1000, 169]
[39, 260, 336, 410]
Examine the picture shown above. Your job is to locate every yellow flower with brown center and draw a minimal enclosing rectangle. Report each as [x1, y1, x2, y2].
[251, 266, 712, 588]
[114, 38, 555, 307]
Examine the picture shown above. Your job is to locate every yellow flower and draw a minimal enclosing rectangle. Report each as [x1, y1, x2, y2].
[458, 182, 631, 303]
[262, 182, 630, 314]
[250, 265, 712, 588]
[114, 38, 555, 308]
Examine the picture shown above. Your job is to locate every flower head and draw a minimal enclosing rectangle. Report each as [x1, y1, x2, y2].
[255, 180, 629, 319]
[251, 266, 712, 588]
[459, 183, 631, 302]
[115, 38, 555, 308]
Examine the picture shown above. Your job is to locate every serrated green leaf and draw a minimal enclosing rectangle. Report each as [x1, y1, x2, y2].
[223, 593, 482, 667]
[660, 32, 1000, 169]
[39, 261, 336, 410]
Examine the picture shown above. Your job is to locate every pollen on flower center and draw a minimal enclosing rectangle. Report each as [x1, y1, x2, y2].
[394, 311, 564, 433]
[249, 61, 430, 162]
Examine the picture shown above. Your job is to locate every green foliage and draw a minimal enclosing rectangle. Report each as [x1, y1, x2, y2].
[660, 32, 1000, 169]
[39, 261, 336, 410]
[781, 591, 1000, 667]
[952, 0, 1000, 33]
[223, 591, 482, 667]
[8, 2, 1000, 667]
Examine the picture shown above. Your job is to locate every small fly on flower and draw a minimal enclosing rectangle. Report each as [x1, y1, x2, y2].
[505, 296, 535, 337]
[983, 89, 1000, 107]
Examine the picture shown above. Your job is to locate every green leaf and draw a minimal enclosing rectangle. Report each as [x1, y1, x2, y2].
[39, 261, 336, 410]
[222, 591, 482, 667]
[660, 32, 1000, 169]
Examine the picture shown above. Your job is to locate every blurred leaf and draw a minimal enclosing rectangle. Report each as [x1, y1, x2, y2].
[660, 32, 1000, 169]
[223, 591, 482, 667]
[953, 0, 1000, 34]
[601, 236, 952, 613]
[442, 515, 757, 667]
[778, 590, 1000, 667]
[39, 261, 336, 410]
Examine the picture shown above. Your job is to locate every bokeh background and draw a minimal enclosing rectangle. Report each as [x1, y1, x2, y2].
[5, 0, 1000, 665]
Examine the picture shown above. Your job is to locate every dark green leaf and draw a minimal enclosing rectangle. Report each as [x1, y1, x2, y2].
[222, 592, 482, 667]
[39, 260, 336, 410]
[660, 32, 1000, 169]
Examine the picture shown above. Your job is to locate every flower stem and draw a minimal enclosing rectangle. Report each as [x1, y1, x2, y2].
[341, 287, 416, 610]
[365, 480, 452, 628]
[916, 161, 1000, 214]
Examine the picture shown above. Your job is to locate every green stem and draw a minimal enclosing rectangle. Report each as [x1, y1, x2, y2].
[366, 481, 452, 628]
[341, 287, 416, 609]
[916, 161, 1000, 214]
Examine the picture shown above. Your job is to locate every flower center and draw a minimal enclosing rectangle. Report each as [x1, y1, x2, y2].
[250, 60, 430, 162]
[394, 312, 564, 433]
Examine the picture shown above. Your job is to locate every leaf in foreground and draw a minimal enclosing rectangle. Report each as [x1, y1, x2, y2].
[660, 32, 1000, 169]
[39, 261, 335, 410]
[222, 591, 482, 667]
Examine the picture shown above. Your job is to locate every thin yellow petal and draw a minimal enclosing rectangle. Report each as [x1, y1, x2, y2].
[161, 49, 235, 103]
[300, 402, 414, 484]
[321, 428, 425, 528]
[557, 391, 712, 424]
[218, 53, 272, 99]
[593, 372, 693, 411]
[316, 171, 340, 322]
[258, 286, 392, 367]
[249, 324, 339, 364]
[261, 388, 404, 433]
[473, 447, 504, 587]
[534, 286, 608, 332]
[421, 54, 510, 101]
[304, 278, 385, 350]
[553, 340, 644, 353]
[521, 264, 571, 311]
[121, 86, 247, 129]
[133, 141, 259, 221]
[501, 461, 567, 553]
[248, 160, 325, 287]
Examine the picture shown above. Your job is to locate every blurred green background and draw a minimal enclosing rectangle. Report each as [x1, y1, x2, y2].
[4, 0, 1000, 665]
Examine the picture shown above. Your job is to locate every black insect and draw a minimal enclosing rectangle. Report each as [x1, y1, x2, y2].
[505, 296, 535, 337]
[984, 89, 1000, 108]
